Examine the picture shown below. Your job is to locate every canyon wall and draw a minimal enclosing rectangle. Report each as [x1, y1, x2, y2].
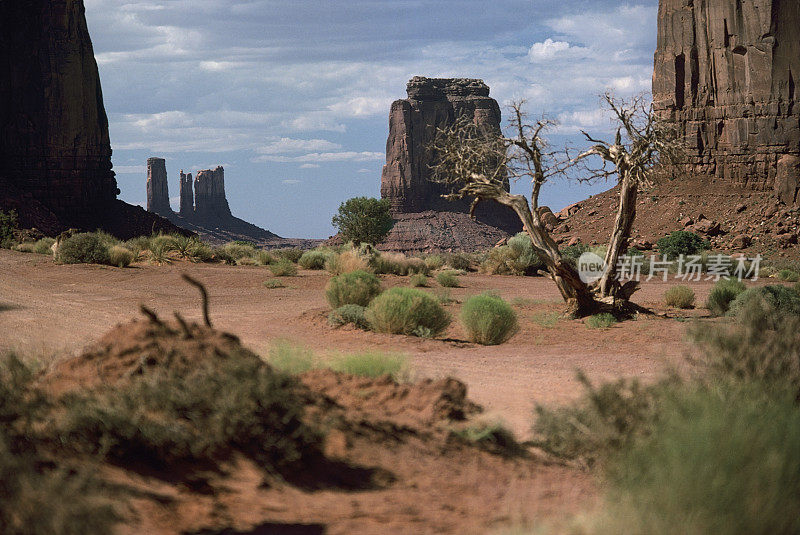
[0, 0, 118, 218]
[380, 77, 520, 232]
[194, 166, 231, 220]
[653, 0, 800, 205]
[179, 170, 194, 217]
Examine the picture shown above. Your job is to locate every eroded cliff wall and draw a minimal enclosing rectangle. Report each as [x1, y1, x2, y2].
[653, 0, 800, 204]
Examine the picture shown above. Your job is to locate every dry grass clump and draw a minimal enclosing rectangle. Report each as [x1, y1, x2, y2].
[585, 313, 618, 329]
[366, 287, 451, 338]
[409, 273, 429, 287]
[298, 249, 332, 270]
[325, 270, 382, 308]
[436, 270, 460, 288]
[460, 294, 519, 345]
[371, 252, 428, 276]
[268, 258, 298, 277]
[54, 233, 111, 265]
[325, 248, 371, 275]
[328, 304, 369, 330]
[273, 248, 304, 263]
[663, 285, 695, 309]
[706, 278, 747, 316]
[108, 245, 134, 268]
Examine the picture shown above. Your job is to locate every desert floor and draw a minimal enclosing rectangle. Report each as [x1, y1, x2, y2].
[0, 249, 722, 439]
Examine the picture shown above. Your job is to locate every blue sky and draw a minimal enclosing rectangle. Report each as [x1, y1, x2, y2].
[85, 0, 659, 238]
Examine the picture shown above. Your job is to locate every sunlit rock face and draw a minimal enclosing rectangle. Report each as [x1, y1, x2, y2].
[653, 0, 800, 204]
[380, 77, 521, 232]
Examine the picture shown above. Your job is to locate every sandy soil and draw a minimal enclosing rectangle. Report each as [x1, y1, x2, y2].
[0, 248, 715, 438]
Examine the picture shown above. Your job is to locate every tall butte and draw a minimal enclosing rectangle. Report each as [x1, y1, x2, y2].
[0, 0, 179, 236]
[379, 77, 521, 251]
[653, 0, 800, 205]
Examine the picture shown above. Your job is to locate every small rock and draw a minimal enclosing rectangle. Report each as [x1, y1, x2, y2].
[735, 203, 747, 213]
[567, 236, 580, 247]
[777, 232, 798, 247]
[764, 205, 779, 218]
[730, 234, 751, 249]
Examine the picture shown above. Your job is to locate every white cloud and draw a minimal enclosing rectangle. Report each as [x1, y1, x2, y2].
[282, 179, 301, 185]
[256, 138, 341, 155]
[253, 151, 384, 164]
[328, 96, 394, 118]
[528, 39, 587, 62]
[300, 163, 321, 169]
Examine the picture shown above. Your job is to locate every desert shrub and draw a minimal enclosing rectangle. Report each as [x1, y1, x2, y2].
[0, 209, 19, 249]
[211, 246, 236, 265]
[328, 304, 369, 330]
[366, 287, 451, 337]
[54, 233, 111, 265]
[221, 241, 256, 261]
[325, 248, 371, 275]
[255, 250, 276, 266]
[424, 254, 444, 271]
[268, 258, 298, 277]
[480, 246, 516, 275]
[691, 297, 800, 399]
[663, 285, 695, 309]
[328, 351, 408, 379]
[298, 249, 330, 270]
[107, 245, 134, 268]
[148, 238, 173, 265]
[795, 281, 800, 296]
[460, 294, 519, 345]
[444, 252, 472, 271]
[452, 416, 519, 454]
[586, 313, 617, 329]
[778, 269, 800, 282]
[409, 274, 428, 287]
[171, 235, 195, 259]
[436, 270, 460, 288]
[507, 232, 546, 275]
[33, 238, 55, 255]
[12, 242, 36, 253]
[325, 270, 382, 308]
[705, 277, 747, 316]
[57, 357, 321, 469]
[267, 341, 317, 375]
[263, 279, 286, 289]
[656, 230, 710, 260]
[371, 252, 428, 276]
[237, 256, 257, 266]
[123, 236, 150, 259]
[727, 285, 800, 319]
[595, 386, 800, 535]
[560, 242, 589, 267]
[332, 197, 393, 245]
[532, 372, 664, 466]
[274, 248, 303, 263]
[531, 311, 560, 328]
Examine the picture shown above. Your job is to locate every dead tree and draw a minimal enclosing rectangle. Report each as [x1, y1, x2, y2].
[571, 93, 683, 299]
[430, 102, 596, 316]
[430, 95, 681, 317]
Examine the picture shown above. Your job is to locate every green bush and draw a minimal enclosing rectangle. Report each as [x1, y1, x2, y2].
[532, 372, 663, 466]
[423, 254, 444, 271]
[586, 313, 618, 329]
[332, 197, 393, 245]
[267, 341, 317, 375]
[0, 209, 19, 249]
[436, 270, 460, 288]
[57, 357, 321, 469]
[33, 238, 55, 255]
[460, 294, 519, 345]
[274, 248, 303, 263]
[597, 386, 800, 535]
[54, 233, 111, 265]
[107, 245, 134, 268]
[328, 351, 408, 379]
[409, 273, 428, 287]
[366, 287, 451, 337]
[220, 241, 256, 261]
[268, 258, 298, 277]
[298, 249, 331, 270]
[255, 250, 276, 266]
[479, 234, 545, 276]
[656, 230, 710, 260]
[371, 252, 428, 276]
[706, 278, 747, 316]
[663, 285, 695, 309]
[328, 304, 369, 330]
[778, 269, 800, 282]
[325, 248, 371, 275]
[444, 252, 472, 271]
[726, 285, 800, 318]
[325, 270, 382, 308]
[211, 246, 236, 265]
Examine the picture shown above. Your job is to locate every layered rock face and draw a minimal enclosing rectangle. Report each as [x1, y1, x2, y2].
[146, 158, 171, 215]
[653, 0, 800, 204]
[0, 0, 117, 218]
[380, 77, 521, 233]
[179, 170, 194, 217]
[194, 167, 231, 220]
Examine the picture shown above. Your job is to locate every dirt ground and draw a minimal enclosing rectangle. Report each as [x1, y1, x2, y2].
[0, 248, 716, 438]
[0, 249, 753, 533]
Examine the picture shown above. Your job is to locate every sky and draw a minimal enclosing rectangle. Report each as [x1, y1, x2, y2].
[84, 0, 659, 238]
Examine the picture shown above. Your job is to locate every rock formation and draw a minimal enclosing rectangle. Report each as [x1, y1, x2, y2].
[379, 77, 521, 250]
[146, 158, 171, 215]
[179, 170, 194, 217]
[0, 0, 182, 238]
[194, 166, 231, 220]
[653, 0, 800, 205]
